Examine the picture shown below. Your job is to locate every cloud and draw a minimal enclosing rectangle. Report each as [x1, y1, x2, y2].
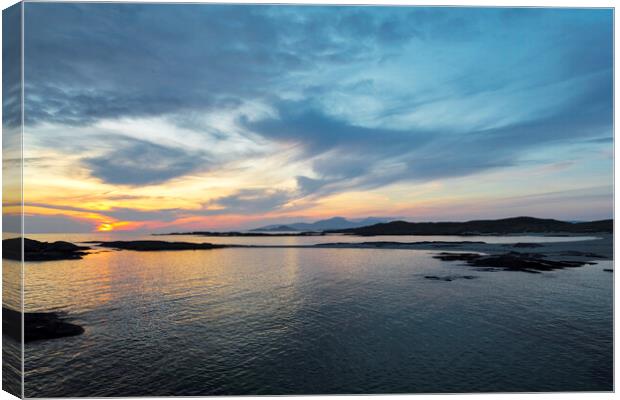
[296, 176, 330, 195]
[3, 4, 22, 128]
[24, 202, 185, 226]
[19, 5, 613, 228]
[244, 100, 434, 159]
[83, 136, 209, 185]
[100, 207, 181, 222]
[204, 189, 294, 215]
[585, 137, 613, 144]
[244, 66, 611, 198]
[25, 5, 611, 127]
[22, 4, 425, 127]
[23, 214, 95, 233]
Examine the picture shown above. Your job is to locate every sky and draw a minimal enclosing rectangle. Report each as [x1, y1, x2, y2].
[5, 4, 613, 233]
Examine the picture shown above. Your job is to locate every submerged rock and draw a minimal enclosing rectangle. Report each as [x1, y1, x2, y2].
[3, 238, 90, 261]
[432, 252, 483, 262]
[558, 250, 605, 258]
[3, 307, 84, 342]
[424, 275, 478, 282]
[433, 251, 594, 273]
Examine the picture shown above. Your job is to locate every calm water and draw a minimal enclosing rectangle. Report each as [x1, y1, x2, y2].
[27, 232, 601, 246]
[4, 234, 613, 396]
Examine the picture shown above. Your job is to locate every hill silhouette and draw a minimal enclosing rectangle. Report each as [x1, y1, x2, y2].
[251, 216, 392, 232]
[328, 217, 613, 236]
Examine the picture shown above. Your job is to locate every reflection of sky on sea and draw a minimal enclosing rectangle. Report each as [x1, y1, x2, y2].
[27, 232, 601, 247]
[23, 246, 612, 396]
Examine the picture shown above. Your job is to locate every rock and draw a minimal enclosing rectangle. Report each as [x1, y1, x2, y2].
[92, 240, 227, 251]
[46, 241, 84, 252]
[433, 251, 594, 273]
[558, 250, 605, 258]
[156, 231, 324, 237]
[3, 238, 90, 261]
[511, 243, 544, 248]
[424, 275, 477, 282]
[433, 252, 483, 262]
[604, 269, 613, 272]
[425, 275, 452, 281]
[3, 307, 84, 342]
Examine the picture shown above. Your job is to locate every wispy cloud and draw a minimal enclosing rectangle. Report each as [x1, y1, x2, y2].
[203, 189, 295, 215]
[18, 4, 613, 230]
[83, 136, 210, 186]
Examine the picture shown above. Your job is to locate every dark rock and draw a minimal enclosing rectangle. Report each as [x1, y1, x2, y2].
[433, 251, 594, 273]
[155, 231, 324, 237]
[424, 275, 478, 282]
[433, 252, 484, 262]
[315, 241, 486, 249]
[46, 241, 84, 252]
[558, 251, 605, 258]
[356, 241, 485, 247]
[92, 240, 227, 251]
[425, 275, 451, 281]
[3, 307, 84, 342]
[511, 243, 544, 248]
[3, 238, 90, 261]
[604, 269, 613, 272]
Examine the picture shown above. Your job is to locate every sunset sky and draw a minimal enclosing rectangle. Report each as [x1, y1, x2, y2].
[8, 4, 613, 233]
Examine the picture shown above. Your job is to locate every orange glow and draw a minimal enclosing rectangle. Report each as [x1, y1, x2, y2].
[97, 221, 140, 232]
[97, 223, 114, 232]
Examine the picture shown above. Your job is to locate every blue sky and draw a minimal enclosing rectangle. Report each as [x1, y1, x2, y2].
[12, 4, 614, 232]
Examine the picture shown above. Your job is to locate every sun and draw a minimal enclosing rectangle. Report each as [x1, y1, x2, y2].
[97, 223, 114, 232]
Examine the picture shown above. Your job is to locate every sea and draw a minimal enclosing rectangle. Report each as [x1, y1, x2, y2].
[2, 233, 613, 396]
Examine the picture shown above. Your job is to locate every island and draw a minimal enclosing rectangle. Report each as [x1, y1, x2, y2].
[3, 237, 91, 261]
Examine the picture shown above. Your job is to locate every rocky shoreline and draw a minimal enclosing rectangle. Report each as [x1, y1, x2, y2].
[5, 235, 612, 274]
[433, 252, 595, 273]
[3, 235, 611, 343]
[3, 238, 91, 261]
[89, 240, 228, 251]
[3, 307, 84, 342]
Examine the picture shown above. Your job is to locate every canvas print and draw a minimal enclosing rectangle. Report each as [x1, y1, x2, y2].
[2, 2, 614, 397]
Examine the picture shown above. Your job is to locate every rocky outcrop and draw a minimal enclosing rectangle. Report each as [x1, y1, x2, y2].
[91, 240, 228, 251]
[3, 238, 90, 261]
[3, 307, 84, 342]
[433, 251, 595, 273]
[424, 275, 477, 282]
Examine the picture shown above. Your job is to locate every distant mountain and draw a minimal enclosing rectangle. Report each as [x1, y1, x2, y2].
[251, 217, 393, 232]
[328, 217, 613, 236]
[256, 225, 297, 232]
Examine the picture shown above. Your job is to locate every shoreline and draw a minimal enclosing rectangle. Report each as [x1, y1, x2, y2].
[6, 235, 612, 272]
[8, 235, 612, 342]
[89, 234, 614, 273]
[153, 231, 604, 238]
[9, 234, 613, 256]
[311, 234, 613, 260]
[96, 233, 613, 258]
